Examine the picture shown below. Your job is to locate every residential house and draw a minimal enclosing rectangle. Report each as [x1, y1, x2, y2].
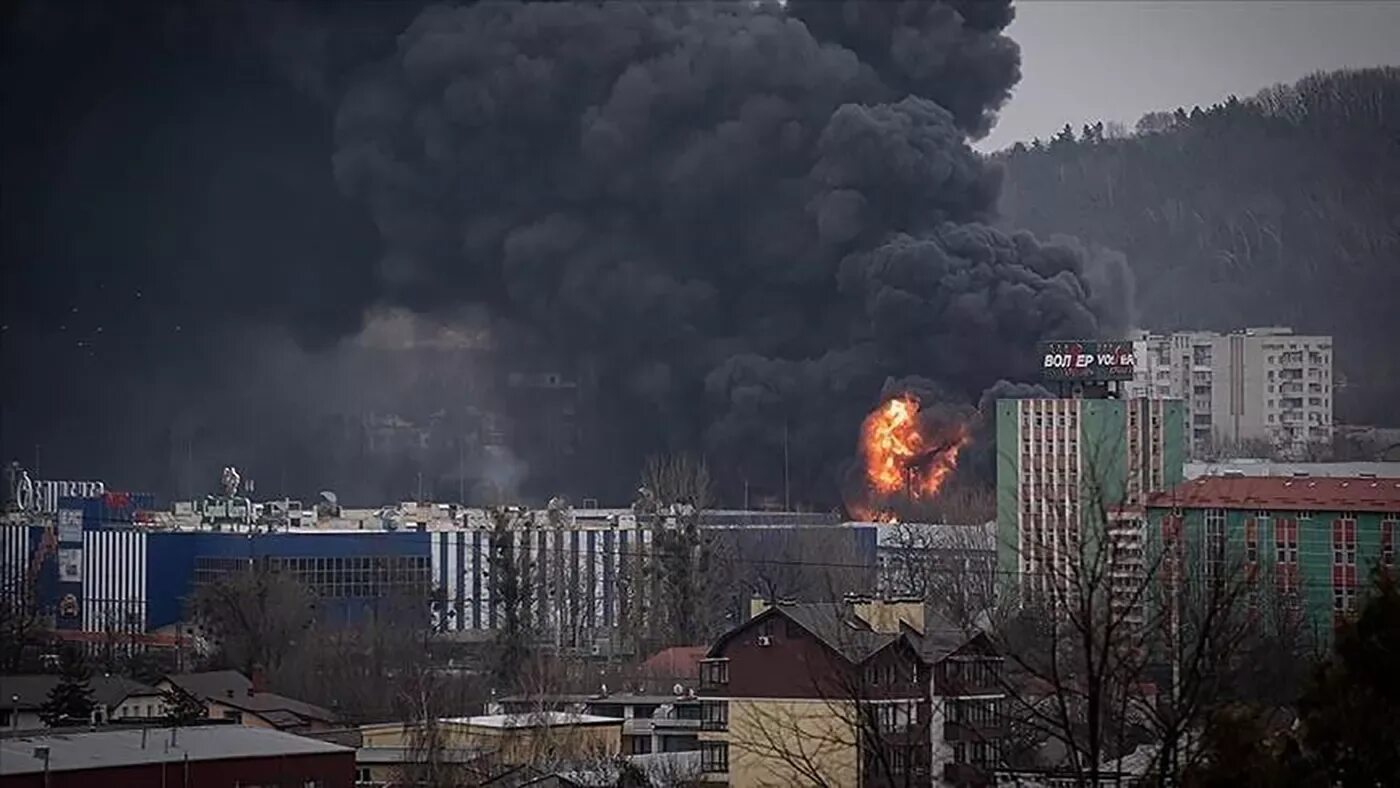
[697, 596, 1005, 787]
[157, 670, 336, 732]
[1, 674, 167, 730]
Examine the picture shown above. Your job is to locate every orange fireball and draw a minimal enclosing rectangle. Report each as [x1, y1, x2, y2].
[859, 394, 969, 500]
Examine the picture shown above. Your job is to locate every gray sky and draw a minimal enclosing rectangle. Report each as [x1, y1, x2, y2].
[978, 0, 1400, 151]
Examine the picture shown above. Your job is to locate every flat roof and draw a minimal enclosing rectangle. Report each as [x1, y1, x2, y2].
[1148, 476, 1400, 513]
[496, 693, 696, 706]
[442, 712, 622, 729]
[0, 726, 351, 776]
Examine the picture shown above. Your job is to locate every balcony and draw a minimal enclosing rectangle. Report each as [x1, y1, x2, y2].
[943, 720, 1006, 742]
[943, 762, 993, 787]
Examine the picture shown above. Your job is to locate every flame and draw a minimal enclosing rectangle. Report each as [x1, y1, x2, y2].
[859, 394, 970, 501]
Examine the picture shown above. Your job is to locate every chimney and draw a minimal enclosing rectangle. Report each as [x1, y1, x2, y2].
[250, 667, 266, 695]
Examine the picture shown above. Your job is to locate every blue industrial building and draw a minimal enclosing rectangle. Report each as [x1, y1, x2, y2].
[2, 503, 880, 645]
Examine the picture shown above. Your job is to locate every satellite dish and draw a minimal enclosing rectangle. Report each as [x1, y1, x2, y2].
[673, 683, 685, 696]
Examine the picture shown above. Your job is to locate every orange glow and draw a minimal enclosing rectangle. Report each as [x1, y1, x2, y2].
[859, 394, 970, 501]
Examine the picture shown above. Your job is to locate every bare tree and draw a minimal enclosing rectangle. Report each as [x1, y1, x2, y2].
[980, 429, 1265, 787]
[186, 558, 314, 675]
[879, 520, 996, 628]
[0, 571, 48, 672]
[633, 454, 736, 651]
[723, 600, 947, 788]
[487, 506, 537, 693]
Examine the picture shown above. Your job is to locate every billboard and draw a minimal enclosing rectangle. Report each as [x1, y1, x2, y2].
[1040, 340, 1136, 381]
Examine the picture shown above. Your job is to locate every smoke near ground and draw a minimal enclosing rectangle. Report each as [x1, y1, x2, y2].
[2, 1, 1127, 507]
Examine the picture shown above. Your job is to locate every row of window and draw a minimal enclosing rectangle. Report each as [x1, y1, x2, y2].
[701, 741, 728, 773]
[865, 661, 919, 688]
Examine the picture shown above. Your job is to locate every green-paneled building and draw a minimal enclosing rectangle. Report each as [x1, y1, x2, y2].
[1145, 475, 1399, 631]
[996, 397, 1187, 592]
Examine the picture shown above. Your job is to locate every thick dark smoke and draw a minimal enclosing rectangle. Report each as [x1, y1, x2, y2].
[335, 0, 1126, 505]
[2, 1, 1127, 508]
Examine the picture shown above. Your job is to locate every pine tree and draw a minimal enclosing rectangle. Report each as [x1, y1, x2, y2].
[39, 647, 96, 727]
[161, 686, 207, 724]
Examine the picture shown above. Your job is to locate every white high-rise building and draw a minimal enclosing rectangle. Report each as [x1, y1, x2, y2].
[1126, 327, 1333, 458]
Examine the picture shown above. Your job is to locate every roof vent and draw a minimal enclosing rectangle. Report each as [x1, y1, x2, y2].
[1223, 470, 1245, 478]
[1292, 471, 1310, 478]
[1359, 473, 1377, 479]
[1340, 481, 1349, 488]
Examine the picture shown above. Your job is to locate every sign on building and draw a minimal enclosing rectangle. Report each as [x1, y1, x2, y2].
[1039, 340, 1136, 382]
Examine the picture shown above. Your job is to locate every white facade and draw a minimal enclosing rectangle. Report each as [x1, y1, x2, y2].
[1127, 327, 1332, 458]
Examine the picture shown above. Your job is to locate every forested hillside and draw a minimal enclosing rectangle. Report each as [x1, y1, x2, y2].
[997, 67, 1400, 426]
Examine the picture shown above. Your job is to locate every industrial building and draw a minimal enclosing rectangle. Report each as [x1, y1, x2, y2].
[0, 725, 355, 788]
[1125, 327, 1334, 458]
[1146, 475, 1399, 632]
[2, 480, 878, 654]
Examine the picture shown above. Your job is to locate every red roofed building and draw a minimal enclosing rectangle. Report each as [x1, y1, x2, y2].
[1146, 475, 1400, 630]
[638, 646, 707, 688]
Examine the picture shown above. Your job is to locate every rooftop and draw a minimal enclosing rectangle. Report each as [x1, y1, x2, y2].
[638, 646, 707, 681]
[0, 726, 350, 775]
[1148, 476, 1400, 513]
[162, 671, 335, 727]
[497, 692, 696, 707]
[0, 674, 161, 712]
[1185, 461, 1400, 480]
[443, 712, 622, 729]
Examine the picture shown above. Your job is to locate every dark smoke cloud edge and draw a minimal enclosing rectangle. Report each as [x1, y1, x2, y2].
[333, 0, 1127, 506]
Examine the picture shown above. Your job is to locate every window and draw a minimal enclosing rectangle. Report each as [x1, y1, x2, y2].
[700, 659, 728, 687]
[867, 664, 881, 686]
[874, 701, 913, 733]
[1276, 518, 1300, 597]
[701, 700, 728, 731]
[1333, 518, 1358, 616]
[1333, 519, 1357, 566]
[1245, 520, 1258, 565]
[701, 741, 729, 773]
[1205, 509, 1227, 580]
[1383, 519, 1397, 568]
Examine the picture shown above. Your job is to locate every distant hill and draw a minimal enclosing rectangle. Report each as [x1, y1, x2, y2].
[996, 67, 1400, 426]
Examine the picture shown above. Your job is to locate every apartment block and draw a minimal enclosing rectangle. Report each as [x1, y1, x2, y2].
[1146, 475, 1400, 634]
[996, 397, 1186, 612]
[1127, 327, 1333, 458]
[696, 599, 1004, 787]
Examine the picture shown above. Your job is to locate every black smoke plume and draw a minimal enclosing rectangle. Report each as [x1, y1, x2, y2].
[2, 1, 1127, 507]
